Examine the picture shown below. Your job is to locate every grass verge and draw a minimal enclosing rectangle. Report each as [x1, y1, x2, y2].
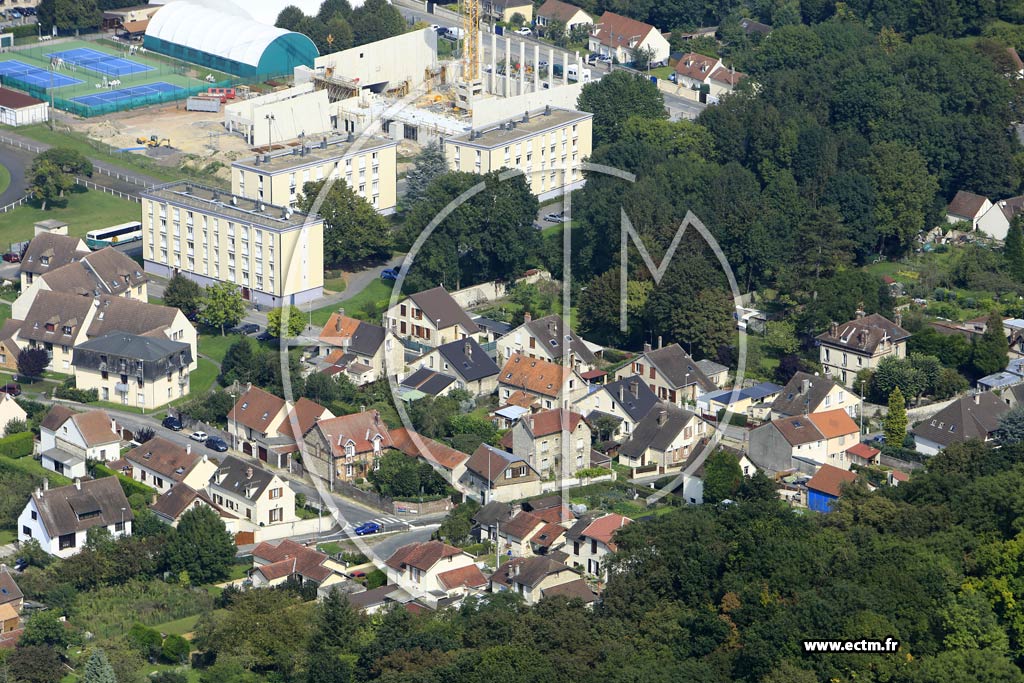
[0, 189, 140, 244]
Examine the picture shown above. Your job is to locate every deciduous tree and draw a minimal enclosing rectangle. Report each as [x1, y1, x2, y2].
[578, 71, 667, 146]
[164, 274, 204, 321]
[973, 311, 1010, 377]
[298, 179, 392, 265]
[275, 5, 306, 31]
[164, 505, 236, 585]
[266, 305, 308, 338]
[702, 450, 743, 503]
[28, 159, 73, 211]
[201, 282, 246, 336]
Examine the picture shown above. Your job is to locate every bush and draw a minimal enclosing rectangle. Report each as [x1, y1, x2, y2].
[91, 462, 156, 501]
[10, 24, 38, 38]
[366, 569, 386, 589]
[0, 430, 33, 457]
[575, 466, 612, 478]
[161, 634, 191, 664]
[54, 377, 98, 403]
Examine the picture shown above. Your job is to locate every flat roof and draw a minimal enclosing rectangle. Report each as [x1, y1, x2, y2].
[142, 181, 319, 231]
[447, 108, 591, 150]
[232, 136, 397, 175]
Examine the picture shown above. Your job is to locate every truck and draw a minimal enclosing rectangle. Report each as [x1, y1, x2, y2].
[187, 96, 221, 112]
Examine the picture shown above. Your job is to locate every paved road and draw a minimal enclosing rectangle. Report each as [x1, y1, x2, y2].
[0, 143, 33, 207]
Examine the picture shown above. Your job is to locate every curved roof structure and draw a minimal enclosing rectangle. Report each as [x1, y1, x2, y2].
[145, 0, 318, 75]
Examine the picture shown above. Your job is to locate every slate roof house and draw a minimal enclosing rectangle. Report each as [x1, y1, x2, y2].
[384, 286, 479, 347]
[459, 443, 542, 503]
[417, 338, 500, 396]
[208, 455, 296, 526]
[614, 343, 716, 406]
[73, 332, 193, 409]
[18, 478, 133, 558]
[771, 371, 858, 420]
[817, 313, 909, 387]
[618, 403, 709, 474]
[573, 374, 659, 440]
[490, 556, 582, 605]
[496, 313, 598, 373]
[912, 391, 1009, 455]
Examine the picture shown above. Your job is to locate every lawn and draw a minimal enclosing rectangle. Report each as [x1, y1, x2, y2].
[0, 164, 10, 197]
[0, 189, 140, 245]
[154, 610, 226, 637]
[189, 358, 219, 395]
[0, 304, 9, 327]
[317, 541, 343, 555]
[311, 278, 394, 327]
[323, 270, 348, 294]
[650, 65, 675, 80]
[0, 528, 15, 544]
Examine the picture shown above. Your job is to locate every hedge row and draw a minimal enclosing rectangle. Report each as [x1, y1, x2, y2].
[0, 431, 33, 458]
[92, 462, 157, 500]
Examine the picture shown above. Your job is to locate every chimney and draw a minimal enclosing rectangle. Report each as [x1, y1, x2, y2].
[246, 466, 254, 480]
[856, 305, 865, 319]
[547, 320, 556, 337]
[186, 444, 191, 455]
[974, 393, 981, 405]
[630, 380, 639, 398]
[657, 410, 667, 426]
[43, 478, 49, 491]
[74, 478, 81, 490]
[514, 563, 521, 576]
[618, 385, 624, 402]
[643, 342, 652, 353]
[524, 311, 532, 323]
[830, 321, 838, 337]
[657, 336, 663, 349]
[246, 382, 252, 392]
[465, 341, 472, 358]
[335, 315, 343, 333]
[374, 411, 381, 426]
[894, 311, 903, 328]
[800, 379, 810, 396]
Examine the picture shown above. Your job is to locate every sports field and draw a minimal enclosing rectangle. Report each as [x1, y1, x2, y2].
[0, 39, 235, 116]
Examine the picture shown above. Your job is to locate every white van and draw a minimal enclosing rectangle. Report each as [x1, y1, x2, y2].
[567, 65, 591, 83]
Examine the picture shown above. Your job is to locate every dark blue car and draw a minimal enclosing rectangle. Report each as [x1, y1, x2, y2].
[380, 268, 399, 281]
[354, 521, 382, 536]
[205, 436, 229, 452]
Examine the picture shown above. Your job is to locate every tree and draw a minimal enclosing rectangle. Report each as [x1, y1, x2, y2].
[4, 418, 27, 436]
[762, 321, 799, 355]
[201, 282, 246, 336]
[134, 426, 155, 443]
[297, 179, 393, 265]
[1006, 217, 1024, 281]
[368, 451, 448, 498]
[220, 337, 255, 386]
[318, 0, 352, 22]
[545, 19, 567, 46]
[632, 45, 656, 70]
[127, 623, 163, 661]
[164, 505, 236, 584]
[164, 274, 204, 321]
[82, 649, 117, 683]
[27, 158, 74, 211]
[162, 635, 191, 664]
[996, 405, 1024, 446]
[437, 501, 478, 546]
[38, 0, 101, 34]
[267, 305, 307, 338]
[37, 147, 92, 177]
[864, 141, 938, 256]
[973, 311, 1010, 377]
[578, 71, 667, 146]
[20, 609, 68, 648]
[884, 386, 908, 446]
[403, 142, 449, 209]
[702, 450, 743, 503]
[275, 5, 306, 31]
[7, 645, 63, 683]
[349, 0, 405, 45]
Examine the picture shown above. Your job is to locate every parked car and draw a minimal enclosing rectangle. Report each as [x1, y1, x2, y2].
[380, 267, 399, 281]
[189, 430, 208, 442]
[866, 434, 885, 445]
[231, 323, 259, 335]
[12, 558, 27, 572]
[256, 330, 275, 341]
[2, 252, 20, 263]
[348, 569, 367, 579]
[205, 436, 228, 452]
[0, 383, 21, 397]
[543, 212, 564, 222]
[162, 415, 182, 431]
[514, 27, 531, 35]
[353, 521, 382, 536]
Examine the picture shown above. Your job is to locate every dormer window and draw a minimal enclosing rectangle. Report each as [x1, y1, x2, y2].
[40, 256, 49, 265]
[62, 326, 72, 335]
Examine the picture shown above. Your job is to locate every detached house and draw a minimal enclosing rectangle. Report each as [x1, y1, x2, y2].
[618, 403, 709, 473]
[228, 385, 334, 469]
[536, 0, 593, 31]
[496, 313, 598, 373]
[18, 478, 133, 558]
[151, 484, 236, 529]
[208, 456, 296, 526]
[806, 464, 858, 513]
[510, 408, 591, 478]
[384, 540, 487, 600]
[946, 190, 992, 231]
[588, 11, 670, 64]
[498, 353, 588, 410]
[384, 286, 479, 347]
[614, 343, 716, 406]
[389, 427, 469, 485]
[250, 539, 345, 592]
[816, 313, 909, 387]
[0, 393, 26, 437]
[316, 311, 402, 386]
[771, 371, 858, 420]
[748, 409, 860, 474]
[490, 556, 582, 605]
[976, 196, 1024, 241]
[39, 406, 120, 479]
[18, 232, 88, 289]
[573, 374, 659, 440]
[912, 391, 1009, 455]
[304, 410, 393, 484]
[124, 437, 217, 493]
[459, 443, 542, 503]
[565, 512, 631, 580]
[418, 338, 500, 396]
[674, 53, 746, 97]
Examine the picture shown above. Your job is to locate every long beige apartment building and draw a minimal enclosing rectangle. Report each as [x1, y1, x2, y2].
[443, 107, 593, 200]
[141, 182, 324, 308]
[231, 136, 398, 214]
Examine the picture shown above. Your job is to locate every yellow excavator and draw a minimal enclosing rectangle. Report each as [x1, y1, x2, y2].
[136, 135, 170, 148]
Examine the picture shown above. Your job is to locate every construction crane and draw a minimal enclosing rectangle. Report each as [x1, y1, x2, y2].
[460, 0, 481, 82]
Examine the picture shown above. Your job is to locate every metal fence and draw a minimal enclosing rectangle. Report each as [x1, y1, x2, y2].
[0, 194, 30, 213]
[75, 176, 141, 202]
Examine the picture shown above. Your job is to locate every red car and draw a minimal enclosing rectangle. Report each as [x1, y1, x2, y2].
[2, 252, 20, 263]
[0, 383, 21, 396]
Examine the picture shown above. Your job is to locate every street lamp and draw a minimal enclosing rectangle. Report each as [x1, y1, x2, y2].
[264, 113, 275, 147]
[860, 378, 866, 436]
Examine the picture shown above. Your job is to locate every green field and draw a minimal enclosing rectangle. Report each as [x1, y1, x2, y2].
[189, 357, 219, 395]
[1, 39, 233, 114]
[0, 189, 139, 245]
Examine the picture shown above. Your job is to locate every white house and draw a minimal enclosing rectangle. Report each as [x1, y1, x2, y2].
[124, 437, 218, 494]
[383, 540, 487, 600]
[588, 11, 670, 64]
[565, 512, 631, 580]
[946, 190, 992, 231]
[207, 456, 296, 527]
[38, 406, 120, 479]
[0, 394, 26, 436]
[18, 478, 132, 558]
[977, 196, 1024, 241]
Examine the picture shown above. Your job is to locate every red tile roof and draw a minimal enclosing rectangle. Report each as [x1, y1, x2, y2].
[674, 52, 719, 82]
[499, 353, 571, 398]
[806, 464, 857, 498]
[526, 408, 583, 437]
[389, 426, 470, 471]
[72, 410, 118, 446]
[277, 397, 331, 443]
[530, 521, 566, 548]
[534, 504, 573, 524]
[846, 442, 880, 460]
[591, 11, 657, 50]
[708, 65, 745, 87]
[503, 511, 545, 540]
[228, 386, 287, 434]
[806, 409, 859, 439]
[251, 539, 332, 583]
[0, 87, 43, 109]
[318, 313, 361, 346]
[891, 469, 910, 482]
[579, 513, 631, 551]
[385, 540, 463, 572]
[437, 564, 487, 590]
[313, 410, 393, 457]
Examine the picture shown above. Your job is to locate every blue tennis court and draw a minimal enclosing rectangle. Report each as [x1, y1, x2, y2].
[47, 47, 153, 77]
[71, 81, 183, 108]
[0, 59, 81, 89]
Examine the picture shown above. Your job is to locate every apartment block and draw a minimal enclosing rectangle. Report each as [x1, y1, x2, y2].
[140, 182, 324, 308]
[231, 136, 398, 214]
[444, 107, 593, 200]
